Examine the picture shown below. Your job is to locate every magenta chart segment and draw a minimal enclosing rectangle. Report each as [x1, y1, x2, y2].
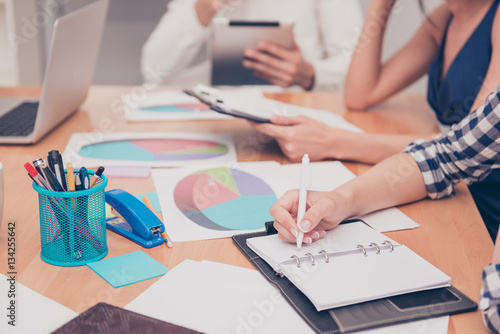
[174, 167, 277, 231]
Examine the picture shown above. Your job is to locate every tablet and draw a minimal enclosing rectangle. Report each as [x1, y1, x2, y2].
[211, 18, 294, 86]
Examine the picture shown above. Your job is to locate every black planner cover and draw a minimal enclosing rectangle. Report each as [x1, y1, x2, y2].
[52, 302, 201, 334]
[232, 224, 478, 334]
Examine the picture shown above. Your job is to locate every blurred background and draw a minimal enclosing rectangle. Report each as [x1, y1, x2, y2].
[0, 0, 440, 93]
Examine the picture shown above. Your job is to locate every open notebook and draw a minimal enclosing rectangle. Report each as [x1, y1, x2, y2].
[247, 221, 451, 311]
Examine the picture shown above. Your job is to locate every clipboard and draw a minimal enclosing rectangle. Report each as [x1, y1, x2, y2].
[184, 84, 272, 123]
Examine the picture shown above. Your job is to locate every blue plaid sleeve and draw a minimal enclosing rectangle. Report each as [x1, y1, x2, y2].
[403, 87, 500, 199]
[481, 263, 500, 333]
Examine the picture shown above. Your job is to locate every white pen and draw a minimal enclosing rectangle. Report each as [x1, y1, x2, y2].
[296, 154, 312, 248]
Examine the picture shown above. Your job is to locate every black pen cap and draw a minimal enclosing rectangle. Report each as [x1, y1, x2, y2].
[95, 166, 105, 177]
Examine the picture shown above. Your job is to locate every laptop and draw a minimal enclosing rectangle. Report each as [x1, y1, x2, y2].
[0, 0, 109, 144]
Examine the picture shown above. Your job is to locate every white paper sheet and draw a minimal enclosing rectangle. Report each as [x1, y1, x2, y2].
[125, 260, 448, 334]
[151, 161, 287, 241]
[123, 90, 233, 121]
[280, 161, 420, 232]
[62, 132, 237, 168]
[125, 260, 315, 334]
[222, 88, 364, 133]
[0, 274, 77, 333]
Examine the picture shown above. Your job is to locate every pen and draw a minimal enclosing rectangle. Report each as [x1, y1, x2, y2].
[40, 161, 64, 192]
[66, 163, 75, 191]
[79, 167, 90, 190]
[33, 158, 49, 185]
[296, 154, 312, 249]
[89, 166, 105, 188]
[47, 150, 67, 191]
[143, 195, 173, 248]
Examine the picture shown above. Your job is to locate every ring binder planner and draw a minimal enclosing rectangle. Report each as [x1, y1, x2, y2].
[246, 221, 451, 311]
[233, 221, 478, 334]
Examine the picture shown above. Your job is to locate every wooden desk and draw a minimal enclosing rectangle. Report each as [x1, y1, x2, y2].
[0, 86, 493, 333]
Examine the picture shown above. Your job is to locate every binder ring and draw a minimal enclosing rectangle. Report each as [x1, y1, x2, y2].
[357, 244, 367, 257]
[291, 255, 301, 268]
[305, 253, 316, 266]
[319, 250, 330, 263]
[383, 240, 394, 252]
[369, 243, 381, 254]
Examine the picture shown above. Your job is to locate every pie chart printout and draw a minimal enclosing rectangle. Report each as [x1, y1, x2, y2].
[140, 102, 211, 113]
[174, 167, 277, 231]
[78, 138, 229, 161]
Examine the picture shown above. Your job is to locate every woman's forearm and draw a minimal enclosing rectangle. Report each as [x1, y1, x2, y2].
[332, 131, 438, 165]
[336, 152, 428, 219]
[344, 0, 396, 109]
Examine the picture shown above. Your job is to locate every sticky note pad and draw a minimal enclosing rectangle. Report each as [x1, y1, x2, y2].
[87, 251, 168, 288]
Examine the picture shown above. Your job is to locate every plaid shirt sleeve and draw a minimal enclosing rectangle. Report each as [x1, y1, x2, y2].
[481, 263, 500, 333]
[403, 86, 500, 199]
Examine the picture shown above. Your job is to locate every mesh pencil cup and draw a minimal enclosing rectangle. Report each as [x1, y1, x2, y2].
[33, 169, 108, 266]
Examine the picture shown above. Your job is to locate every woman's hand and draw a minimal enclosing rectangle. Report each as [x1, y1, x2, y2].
[250, 115, 353, 162]
[270, 190, 350, 244]
[243, 38, 315, 90]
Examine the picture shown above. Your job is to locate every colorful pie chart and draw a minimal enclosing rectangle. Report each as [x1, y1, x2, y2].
[78, 138, 229, 161]
[140, 102, 211, 113]
[174, 167, 277, 230]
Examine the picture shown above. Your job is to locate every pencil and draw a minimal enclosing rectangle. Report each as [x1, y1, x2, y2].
[143, 195, 173, 248]
[66, 163, 75, 191]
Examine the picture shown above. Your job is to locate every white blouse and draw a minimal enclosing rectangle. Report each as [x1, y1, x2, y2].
[141, 0, 363, 91]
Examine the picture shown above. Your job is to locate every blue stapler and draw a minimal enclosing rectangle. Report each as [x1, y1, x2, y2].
[105, 189, 165, 248]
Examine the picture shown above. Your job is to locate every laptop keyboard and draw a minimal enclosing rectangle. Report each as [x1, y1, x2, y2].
[0, 102, 39, 137]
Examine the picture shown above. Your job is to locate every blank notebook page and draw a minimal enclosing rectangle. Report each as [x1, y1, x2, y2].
[247, 222, 451, 312]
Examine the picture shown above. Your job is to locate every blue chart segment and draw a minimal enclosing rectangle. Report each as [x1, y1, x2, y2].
[174, 168, 277, 231]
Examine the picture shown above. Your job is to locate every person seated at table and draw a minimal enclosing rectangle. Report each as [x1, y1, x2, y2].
[140, 0, 362, 91]
[253, 0, 500, 240]
[268, 84, 500, 331]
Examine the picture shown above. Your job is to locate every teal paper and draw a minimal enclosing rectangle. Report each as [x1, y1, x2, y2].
[135, 192, 162, 213]
[87, 251, 168, 288]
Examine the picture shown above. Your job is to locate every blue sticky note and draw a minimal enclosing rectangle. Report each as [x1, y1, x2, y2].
[135, 192, 162, 213]
[87, 251, 168, 288]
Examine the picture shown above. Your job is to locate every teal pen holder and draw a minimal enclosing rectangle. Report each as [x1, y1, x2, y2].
[33, 169, 108, 266]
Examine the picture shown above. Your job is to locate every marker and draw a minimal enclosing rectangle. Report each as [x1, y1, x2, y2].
[47, 150, 67, 191]
[24, 162, 51, 190]
[296, 154, 312, 249]
[143, 195, 173, 248]
[66, 163, 75, 191]
[79, 167, 90, 190]
[89, 166, 105, 188]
